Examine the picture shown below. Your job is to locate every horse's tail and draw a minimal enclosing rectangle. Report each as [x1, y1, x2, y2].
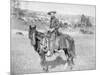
[70, 39, 76, 57]
[65, 35, 76, 58]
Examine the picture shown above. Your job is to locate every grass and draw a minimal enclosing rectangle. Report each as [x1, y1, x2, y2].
[11, 29, 96, 74]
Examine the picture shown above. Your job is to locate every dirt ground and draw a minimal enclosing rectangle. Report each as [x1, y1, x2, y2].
[11, 29, 96, 74]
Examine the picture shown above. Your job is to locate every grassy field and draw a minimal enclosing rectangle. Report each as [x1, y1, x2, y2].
[11, 28, 96, 74]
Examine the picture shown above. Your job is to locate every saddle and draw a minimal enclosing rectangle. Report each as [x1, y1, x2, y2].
[39, 29, 62, 55]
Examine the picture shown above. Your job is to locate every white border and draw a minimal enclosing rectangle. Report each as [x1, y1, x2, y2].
[0, 0, 99, 75]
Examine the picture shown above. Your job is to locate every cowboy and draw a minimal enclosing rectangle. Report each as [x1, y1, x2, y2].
[47, 11, 60, 32]
[45, 11, 61, 56]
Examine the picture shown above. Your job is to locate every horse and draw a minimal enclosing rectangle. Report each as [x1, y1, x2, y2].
[46, 27, 76, 68]
[28, 25, 76, 71]
[28, 25, 49, 72]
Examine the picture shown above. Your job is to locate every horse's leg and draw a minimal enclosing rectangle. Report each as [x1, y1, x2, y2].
[63, 48, 74, 70]
[65, 37, 75, 65]
[67, 55, 73, 66]
[63, 48, 69, 63]
[63, 48, 70, 69]
[69, 52, 75, 65]
[67, 39, 75, 66]
[72, 57, 74, 65]
[39, 52, 49, 72]
[71, 39, 76, 65]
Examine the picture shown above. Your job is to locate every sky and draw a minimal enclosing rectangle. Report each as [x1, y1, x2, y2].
[19, 1, 96, 17]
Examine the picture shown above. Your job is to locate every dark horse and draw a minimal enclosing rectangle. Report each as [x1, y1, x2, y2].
[46, 27, 76, 67]
[28, 25, 49, 72]
[28, 25, 76, 72]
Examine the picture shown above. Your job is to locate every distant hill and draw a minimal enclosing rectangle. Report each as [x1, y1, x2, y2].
[11, 8, 96, 31]
[31, 10, 95, 26]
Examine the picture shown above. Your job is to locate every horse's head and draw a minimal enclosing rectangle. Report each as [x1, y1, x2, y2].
[28, 25, 36, 45]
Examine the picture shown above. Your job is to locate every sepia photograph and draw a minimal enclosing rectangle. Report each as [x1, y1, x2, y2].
[10, 0, 96, 74]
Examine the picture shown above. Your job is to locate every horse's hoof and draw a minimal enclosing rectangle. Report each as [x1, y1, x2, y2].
[43, 67, 49, 72]
[70, 66, 73, 70]
[64, 63, 68, 70]
[64, 63, 74, 71]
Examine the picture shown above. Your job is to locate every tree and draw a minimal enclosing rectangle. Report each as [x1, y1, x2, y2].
[80, 14, 92, 27]
[80, 14, 87, 26]
[86, 17, 92, 27]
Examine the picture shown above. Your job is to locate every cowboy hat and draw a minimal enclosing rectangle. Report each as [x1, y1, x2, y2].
[47, 11, 56, 15]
